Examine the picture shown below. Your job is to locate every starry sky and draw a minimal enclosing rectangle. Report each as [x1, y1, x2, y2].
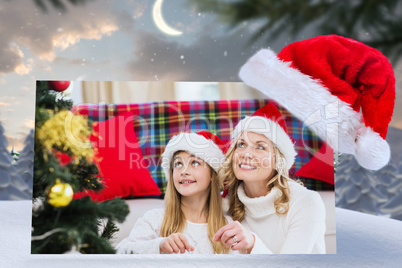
[0, 0, 401, 152]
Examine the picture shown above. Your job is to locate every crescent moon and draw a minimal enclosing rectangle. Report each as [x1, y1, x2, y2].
[152, 0, 183, 36]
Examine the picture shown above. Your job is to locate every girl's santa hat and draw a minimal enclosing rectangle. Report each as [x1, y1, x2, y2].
[232, 103, 297, 171]
[161, 131, 225, 178]
[239, 35, 395, 170]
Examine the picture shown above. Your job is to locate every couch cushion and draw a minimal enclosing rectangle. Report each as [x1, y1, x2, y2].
[74, 111, 161, 201]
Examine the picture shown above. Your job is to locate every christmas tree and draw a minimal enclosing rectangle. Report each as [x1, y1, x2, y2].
[31, 81, 129, 254]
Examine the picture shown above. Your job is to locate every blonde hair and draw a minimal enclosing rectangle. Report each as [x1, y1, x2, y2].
[220, 135, 291, 222]
[160, 151, 230, 254]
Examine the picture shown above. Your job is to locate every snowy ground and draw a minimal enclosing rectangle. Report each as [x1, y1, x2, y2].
[1, 201, 402, 267]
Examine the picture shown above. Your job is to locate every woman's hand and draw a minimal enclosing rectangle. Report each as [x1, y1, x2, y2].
[213, 221, 255, 252]
[159, 233, 195, 254]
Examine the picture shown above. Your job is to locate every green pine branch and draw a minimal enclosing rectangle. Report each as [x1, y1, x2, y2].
[35, 81, 73, 112]
[187, 0, 402, 63]
[33, 0, 95, 13]
[32, 197, 129, 254]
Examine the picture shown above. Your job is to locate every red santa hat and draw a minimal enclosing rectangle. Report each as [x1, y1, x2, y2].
[161, 130, 225, 178]
[231, 103, 297, 170]
[239, 35, 395, 170]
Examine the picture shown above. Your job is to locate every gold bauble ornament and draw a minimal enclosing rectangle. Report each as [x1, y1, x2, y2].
[47, 179, 74, 207]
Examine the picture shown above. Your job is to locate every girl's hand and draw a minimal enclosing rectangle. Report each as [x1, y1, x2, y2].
[213, 221, 255, 252]
[159, 233, 195, 254]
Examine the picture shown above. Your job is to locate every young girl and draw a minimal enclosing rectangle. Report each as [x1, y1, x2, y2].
[115, 131, 262, 254]
[213, 103, 326, 254]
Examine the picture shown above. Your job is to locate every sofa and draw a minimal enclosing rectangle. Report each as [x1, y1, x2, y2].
[74, 98, 336, 254]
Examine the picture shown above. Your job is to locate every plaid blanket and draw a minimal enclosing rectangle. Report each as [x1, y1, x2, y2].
[75, 99, 334, 198]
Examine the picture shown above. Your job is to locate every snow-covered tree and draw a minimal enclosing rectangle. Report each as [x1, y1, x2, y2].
[14, 129, 34, 196]
[0, 122, 31, 200]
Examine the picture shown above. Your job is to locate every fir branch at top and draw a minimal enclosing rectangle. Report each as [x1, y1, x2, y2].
[187, 0, 402, 64]
[35, 81, 73, 111]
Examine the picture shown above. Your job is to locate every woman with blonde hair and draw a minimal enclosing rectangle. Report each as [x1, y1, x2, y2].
[116, 131, 266, 254]
[213, 103, 326, 254]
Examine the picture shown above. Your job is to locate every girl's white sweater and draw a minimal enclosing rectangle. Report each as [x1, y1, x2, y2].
[115, 208, 269, 254]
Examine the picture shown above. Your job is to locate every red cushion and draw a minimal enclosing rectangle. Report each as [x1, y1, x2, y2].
[295, 143, 334, 185]
[74, 111, 160, 201]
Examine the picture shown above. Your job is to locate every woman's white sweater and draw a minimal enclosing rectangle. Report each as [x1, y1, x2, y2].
[223, 180, 326, 254]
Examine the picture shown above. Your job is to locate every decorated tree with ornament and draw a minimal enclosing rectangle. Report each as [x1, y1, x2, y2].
[31, 81, 129, 254]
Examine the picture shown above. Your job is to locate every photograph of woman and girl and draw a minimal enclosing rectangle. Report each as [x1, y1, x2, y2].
[116, 103, 326, 254]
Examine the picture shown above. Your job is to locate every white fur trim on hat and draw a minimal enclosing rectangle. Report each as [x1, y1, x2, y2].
[355, 126, 390, 170]
[232, 116, 297, 170]
[239, 49, 391, 170]
[161, 133, 225, 179]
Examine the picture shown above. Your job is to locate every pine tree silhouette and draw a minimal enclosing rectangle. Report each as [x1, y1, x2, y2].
[0, 122, 31, 200]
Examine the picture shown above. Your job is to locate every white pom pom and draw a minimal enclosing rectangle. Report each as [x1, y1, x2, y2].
[355, 127, 390, 170]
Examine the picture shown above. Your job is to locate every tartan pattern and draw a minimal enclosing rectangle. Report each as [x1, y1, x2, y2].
[74, 99, 334, 198]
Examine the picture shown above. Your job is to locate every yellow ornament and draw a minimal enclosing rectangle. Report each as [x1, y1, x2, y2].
[37, 109, 94, 161]
[47, 179, 74, 207]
